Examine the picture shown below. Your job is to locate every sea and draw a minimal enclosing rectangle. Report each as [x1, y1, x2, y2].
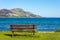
[0, 18, 60, 32]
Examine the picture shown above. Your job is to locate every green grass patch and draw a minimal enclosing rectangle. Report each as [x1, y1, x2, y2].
[0, 31, 60, 40]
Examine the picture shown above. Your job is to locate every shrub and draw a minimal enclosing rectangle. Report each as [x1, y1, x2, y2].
[55, 28, 60, 32]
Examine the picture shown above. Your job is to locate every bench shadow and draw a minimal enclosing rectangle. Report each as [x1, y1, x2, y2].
[4, 34, 34, 37]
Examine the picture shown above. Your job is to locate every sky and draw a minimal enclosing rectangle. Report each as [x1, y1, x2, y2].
[0, 0, 60, 17]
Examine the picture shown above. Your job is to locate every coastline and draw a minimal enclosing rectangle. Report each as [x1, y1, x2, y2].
[38, 31, 55, 33]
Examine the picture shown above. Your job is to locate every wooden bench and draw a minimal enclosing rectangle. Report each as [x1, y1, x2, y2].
[10, 24, 36, 37]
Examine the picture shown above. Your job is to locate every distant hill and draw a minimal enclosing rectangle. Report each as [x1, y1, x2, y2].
[0, 8, 41, 18]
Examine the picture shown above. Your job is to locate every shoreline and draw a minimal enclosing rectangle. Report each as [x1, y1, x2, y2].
[37, 31, 55, 33]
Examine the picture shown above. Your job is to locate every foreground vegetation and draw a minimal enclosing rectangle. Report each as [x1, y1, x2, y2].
[0, 31, 60, 40]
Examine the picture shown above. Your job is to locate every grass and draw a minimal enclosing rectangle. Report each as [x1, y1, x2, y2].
[0, 31, 60, 40]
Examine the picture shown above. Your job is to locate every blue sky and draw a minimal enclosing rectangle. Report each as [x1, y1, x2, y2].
[0, 0, 60, 17]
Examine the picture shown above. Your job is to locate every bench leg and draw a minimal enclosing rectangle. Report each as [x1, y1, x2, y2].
[33, 31, 35, 35]
[12, 31, 14, 37]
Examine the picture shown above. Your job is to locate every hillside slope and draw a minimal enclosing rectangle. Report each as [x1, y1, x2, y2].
[0, 8, 41, 18]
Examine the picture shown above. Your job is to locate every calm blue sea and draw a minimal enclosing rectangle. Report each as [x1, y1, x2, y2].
[0, 18, 60, 32]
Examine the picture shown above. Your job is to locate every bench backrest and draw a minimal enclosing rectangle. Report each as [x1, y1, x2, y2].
[10, 24, 36, 31]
